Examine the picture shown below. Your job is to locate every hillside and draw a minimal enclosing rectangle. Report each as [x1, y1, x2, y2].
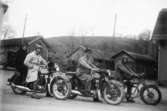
[46, 36, 156, 60]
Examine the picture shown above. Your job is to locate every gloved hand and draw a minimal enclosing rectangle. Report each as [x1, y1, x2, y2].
[92, 67, 100, 71]
[132, 73, 139, 78]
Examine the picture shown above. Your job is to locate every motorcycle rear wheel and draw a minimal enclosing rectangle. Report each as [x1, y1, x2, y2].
[10, 74, 26, 95]
[11, 85, 26, 95]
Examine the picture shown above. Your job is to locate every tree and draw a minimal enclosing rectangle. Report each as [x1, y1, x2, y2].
[138, 29, 151, 40]
[0, 24, 16, 39]
[138, 30, 151, 54]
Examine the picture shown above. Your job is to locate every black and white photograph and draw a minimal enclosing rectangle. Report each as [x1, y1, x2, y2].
[0, 0, 167, 111]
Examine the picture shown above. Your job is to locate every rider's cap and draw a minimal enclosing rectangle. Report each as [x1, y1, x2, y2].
[35, 44, 42, 49]
[85, 48, 92, 53]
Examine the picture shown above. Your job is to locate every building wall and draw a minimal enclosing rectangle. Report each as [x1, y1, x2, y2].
[0, 39, 49, 67]
[113, 54, 134, 70]
[158, 41, 167, 81]
[0, 46, 18, 65]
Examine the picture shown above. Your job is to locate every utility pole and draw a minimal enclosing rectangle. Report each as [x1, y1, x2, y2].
[113, 13, 117, 38]
[22, 14, 27, 45]
[111, 13, 117, 52]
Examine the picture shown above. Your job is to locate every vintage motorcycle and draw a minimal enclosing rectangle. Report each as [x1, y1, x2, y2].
[8, 62, 60, 97]
[51, 69, 125, 105]
[124, 73, 162, 105]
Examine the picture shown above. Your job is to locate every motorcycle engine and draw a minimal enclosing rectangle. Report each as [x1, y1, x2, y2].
[93, 72, 100, 79]
[36, 85, 45, 91]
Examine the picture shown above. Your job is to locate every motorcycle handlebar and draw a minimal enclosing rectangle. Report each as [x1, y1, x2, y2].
[91, 68, 110, 76]
[133, 73, 145, 79]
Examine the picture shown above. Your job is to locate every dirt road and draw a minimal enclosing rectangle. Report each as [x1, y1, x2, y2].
[0, 70, 167, 111]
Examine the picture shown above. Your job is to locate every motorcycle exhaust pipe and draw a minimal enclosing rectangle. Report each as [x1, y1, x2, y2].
[71, 90, 82, 95]
[12, 84, 31, 92]
[97, 89, 103, 101]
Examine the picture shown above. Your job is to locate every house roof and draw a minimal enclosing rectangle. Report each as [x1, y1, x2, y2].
[152, 8, 167, 40]
[0, 36, 50, 48]
[112, 50, 155, 63]
[66, 45, 110, 61]
[0, 36, 56, 53]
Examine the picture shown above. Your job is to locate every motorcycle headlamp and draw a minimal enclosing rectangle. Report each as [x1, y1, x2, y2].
[106, 69, 111, 76]
[54, 63, 60, 71]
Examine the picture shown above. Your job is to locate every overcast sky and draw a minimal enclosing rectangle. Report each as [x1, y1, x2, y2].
[4, 0, 167, 38]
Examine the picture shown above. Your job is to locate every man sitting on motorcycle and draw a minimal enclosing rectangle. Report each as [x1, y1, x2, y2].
[115, 56, 139, 103]
[77, 48, 99, 95]
[24, 44, 47, 98]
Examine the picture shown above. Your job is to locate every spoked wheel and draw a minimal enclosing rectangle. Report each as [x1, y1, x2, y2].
[102, 83, 124, 105]
[51, 77, 71, 100]
[140, 85, 161, 105]
[11, 85, 26, 95]
[10, 74, 26, 95]
[68, 93, 78, 99]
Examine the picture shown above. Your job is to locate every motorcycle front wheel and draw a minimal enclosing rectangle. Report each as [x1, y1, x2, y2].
[102, 83, 124, 105]
[140, 85, 161, 105]
[51, 77, 71, 100]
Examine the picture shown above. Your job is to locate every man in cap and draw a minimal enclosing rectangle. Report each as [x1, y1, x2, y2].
[24, 44, 47, 98]
[77, 48, 99, 96]
[115, 56, 139, 102]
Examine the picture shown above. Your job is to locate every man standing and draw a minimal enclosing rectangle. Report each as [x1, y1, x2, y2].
[24, 44, 47, 98]
[8, 45, 28, 84]
[16, 45, 28, 83]
[77, 49, 99, 95]
[115, 56, 138, 102]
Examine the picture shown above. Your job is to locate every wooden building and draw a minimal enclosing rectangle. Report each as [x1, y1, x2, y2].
[0, 36, 54, 68]
[112, 50, 156, 80]
[65, 45, 113, 71]
[152, 8, 167, 85]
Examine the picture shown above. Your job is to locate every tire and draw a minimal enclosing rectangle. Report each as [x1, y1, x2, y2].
[51, 77, 72, 100]
[140, 85, 161, 105]
[102, 83, 124, 105]
[11, 85, 26, 95]
[68, 93, 78, 99]
[11, 74, 26, 95]
[93, 97, 100, 102]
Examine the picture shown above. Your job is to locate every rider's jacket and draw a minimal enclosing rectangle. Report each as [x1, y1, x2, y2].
[76, 55, 94, 80]
[115, 60, 133, 81]
[24, 51, 47, 83]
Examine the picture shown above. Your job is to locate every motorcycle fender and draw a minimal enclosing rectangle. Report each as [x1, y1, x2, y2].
[49, 73, 70, 95]
[108, 80, 124, 87]
[52, 72, 66, 78]
[51, 72, 70, 83]
[143, 80, 158, 86]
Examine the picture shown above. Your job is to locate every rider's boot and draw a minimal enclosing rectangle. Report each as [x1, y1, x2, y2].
[127, 97, 135, 103]
[84, 80, 92, 96]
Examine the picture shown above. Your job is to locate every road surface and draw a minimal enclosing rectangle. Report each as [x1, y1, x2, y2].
[0, 70, 167, 111]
